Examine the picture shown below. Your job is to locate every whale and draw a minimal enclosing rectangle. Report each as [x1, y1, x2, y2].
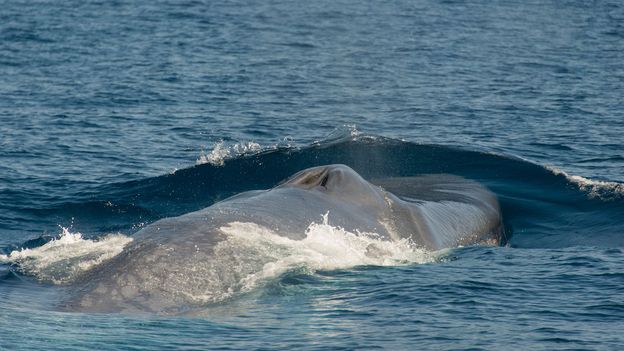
[66, 164, 503, 313]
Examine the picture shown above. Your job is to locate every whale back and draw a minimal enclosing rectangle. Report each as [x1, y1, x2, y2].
[279, 164, 389, 209]
[65, 166, 503, 313]
[372, 174, 504, 249]
[279, 165, 503, 249]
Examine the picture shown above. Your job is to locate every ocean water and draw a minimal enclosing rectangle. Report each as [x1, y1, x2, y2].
[1, 0, 623, 349]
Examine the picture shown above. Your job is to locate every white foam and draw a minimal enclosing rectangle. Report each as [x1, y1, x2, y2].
[179, 213, 436, 304]
[546, 166, 624, 200]
[196, 141, 263, 166]
[2, 215, 436, 307]
[0, 227, 132, 284]
[195, 126, 369, 167]
[477, 151, 624, 200]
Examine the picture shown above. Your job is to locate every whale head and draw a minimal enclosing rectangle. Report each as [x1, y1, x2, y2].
[278, 164, 388, 208]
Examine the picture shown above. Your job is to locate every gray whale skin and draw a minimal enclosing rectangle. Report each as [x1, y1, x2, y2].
[68, 164, 503, 313]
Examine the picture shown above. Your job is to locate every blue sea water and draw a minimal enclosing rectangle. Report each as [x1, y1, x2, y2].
[1, 0, 623, 349]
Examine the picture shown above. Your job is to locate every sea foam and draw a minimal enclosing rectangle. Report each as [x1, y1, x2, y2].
[176, 213, 436, 304]
[2, 215, 437, 306]
[546, 166, 624, 200]
[196, 141, 263, 166]
[0, 227, 132, 284]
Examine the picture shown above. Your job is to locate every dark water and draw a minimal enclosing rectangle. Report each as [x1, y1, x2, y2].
[1, 0, 623, 350]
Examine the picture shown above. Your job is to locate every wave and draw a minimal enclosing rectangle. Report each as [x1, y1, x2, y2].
[2, 131, 623, 311]
[3, 130, 623, 256]
[545, 166, 624, 201]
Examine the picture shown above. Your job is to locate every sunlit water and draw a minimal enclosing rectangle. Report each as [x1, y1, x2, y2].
[1, 0, 623, 349]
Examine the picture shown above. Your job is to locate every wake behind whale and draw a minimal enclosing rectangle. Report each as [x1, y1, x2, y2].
[4, 164, 503, 314]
